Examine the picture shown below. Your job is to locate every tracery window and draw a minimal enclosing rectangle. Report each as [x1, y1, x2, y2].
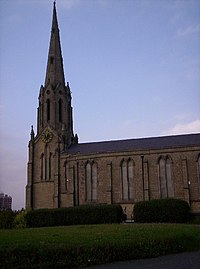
[121, 159, 135, 201]
[85, 161, 97, 202]
[159, 156, 174, 198]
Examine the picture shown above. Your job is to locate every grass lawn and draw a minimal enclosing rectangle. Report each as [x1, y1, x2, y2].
[0, 223, 200, 268]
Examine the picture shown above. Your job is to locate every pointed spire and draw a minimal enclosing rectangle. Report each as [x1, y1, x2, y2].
[45, 1, 65, 87]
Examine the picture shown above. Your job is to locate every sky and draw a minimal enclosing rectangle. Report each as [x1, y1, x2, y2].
[0, 0, 200, 210]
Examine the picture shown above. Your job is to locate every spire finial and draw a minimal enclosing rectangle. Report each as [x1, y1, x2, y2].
[53, 0, 56, 10]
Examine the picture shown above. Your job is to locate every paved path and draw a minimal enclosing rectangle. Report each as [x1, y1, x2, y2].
[84, 251, 200, 269]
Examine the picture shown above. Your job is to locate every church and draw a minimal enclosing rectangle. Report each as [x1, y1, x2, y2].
[26, 2, 200, 217]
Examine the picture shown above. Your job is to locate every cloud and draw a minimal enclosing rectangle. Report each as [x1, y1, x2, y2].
[164, 119, 200, 135]
[177, 24, 200, 37]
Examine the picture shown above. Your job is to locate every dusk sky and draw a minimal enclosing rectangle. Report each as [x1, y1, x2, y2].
[0, 0, 200, 210]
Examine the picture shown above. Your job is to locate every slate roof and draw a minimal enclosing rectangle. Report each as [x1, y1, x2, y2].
[66, 133, 200, 155]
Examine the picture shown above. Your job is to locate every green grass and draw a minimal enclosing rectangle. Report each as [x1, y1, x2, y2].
[0, 224, 200, 268]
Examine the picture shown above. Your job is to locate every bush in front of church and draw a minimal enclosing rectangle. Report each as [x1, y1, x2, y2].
[0, 209, 16, 229]
[25, 204, 124, 228]
[133, 198, 191, 223]
[13, 209, 28, 229]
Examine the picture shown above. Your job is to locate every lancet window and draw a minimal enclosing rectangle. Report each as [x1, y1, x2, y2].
[40, 146, 52, 181]
[64, 162, 69, 191]
[159, 156, 174, 198]
[121, 159, 135, 201]
[85, 161, 97, 202]
[197, 155, 200, 193]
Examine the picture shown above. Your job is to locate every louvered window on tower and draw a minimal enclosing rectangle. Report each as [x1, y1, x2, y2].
[46, 99, 50, 121]
[59, 99, 62, 122]
[50, 56, 54, 64]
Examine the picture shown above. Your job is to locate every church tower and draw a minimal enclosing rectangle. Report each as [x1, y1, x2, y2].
[38, 2, 76, 146]
[26, 2, 78, 209]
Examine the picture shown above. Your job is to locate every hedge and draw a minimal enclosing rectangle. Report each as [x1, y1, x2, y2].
[133, 198, 191, 223]
[0, 210, 16, 229]
[1, 224, 200, 268]
[25, 204, 123, 227]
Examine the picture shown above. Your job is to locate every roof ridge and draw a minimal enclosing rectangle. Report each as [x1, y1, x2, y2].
[76, 133, 200, 146]
[66, 133, 200, 155]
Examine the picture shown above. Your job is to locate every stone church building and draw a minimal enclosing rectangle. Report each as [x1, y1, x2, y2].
[26, 2, 200, 217]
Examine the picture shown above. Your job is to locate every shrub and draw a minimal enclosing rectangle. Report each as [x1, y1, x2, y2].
[0, 210, 16, 229]
[190, 214, 200, 225]
[14, 210, 28, 229]
[25, 204, 123, 228]
[133, 198, 191, 223]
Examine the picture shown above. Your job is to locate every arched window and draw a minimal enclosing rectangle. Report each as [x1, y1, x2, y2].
[49, 152, 52, 180]
[86, 162, 92, 201]
[45, 146, 49, 180]
[64, 162, 69, 191]
[41, 154, 45, 180]
[159, 156, 174, 198]
[59, 99, 62, 122]
[46, 99, 50, 122]
[40, 146, 52, 181]
[159, 157, 167, 198]
[128, 159, 134, 200]
[85, 161, 98, 202]
[197, 155, 200, 193]
[166, 157, 174, 197]
[92, 162, 97, 201]
[121, 159, 135, 201]
[121, 160, 128, 200]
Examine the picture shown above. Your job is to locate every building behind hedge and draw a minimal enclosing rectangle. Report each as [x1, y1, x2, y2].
[0, 193, 12, 210]
[26, 2, 200, 217]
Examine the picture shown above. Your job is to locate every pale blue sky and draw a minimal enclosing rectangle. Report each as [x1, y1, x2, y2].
[0, 0, 200, 210]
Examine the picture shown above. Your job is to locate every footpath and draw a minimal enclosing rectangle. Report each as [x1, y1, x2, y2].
[84, 251, 200, 269]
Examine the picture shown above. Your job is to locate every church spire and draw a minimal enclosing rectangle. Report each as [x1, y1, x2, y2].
[36, 1, 77, 147]
[45, 1, 65, 87]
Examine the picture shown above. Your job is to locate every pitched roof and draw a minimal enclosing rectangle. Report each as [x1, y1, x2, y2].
[66, 133, 200, 155]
